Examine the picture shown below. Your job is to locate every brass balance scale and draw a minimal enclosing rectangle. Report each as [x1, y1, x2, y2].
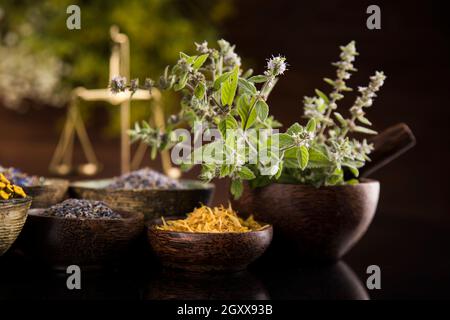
[49, 26, 180, 179]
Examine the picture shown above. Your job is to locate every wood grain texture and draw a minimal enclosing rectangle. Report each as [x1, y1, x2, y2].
[147, 217, 273, 273]
[69, 179, 214, 221]
[232, 179, 380, 263]
[20, 209, 144, 269]
[23, 178, 69, 208]
[0, 198, 31, 256]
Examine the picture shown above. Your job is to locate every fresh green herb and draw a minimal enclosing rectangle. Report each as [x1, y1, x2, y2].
[110, 40, 386, 198]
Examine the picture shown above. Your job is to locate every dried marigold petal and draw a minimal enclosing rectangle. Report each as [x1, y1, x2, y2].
[156, 204, 266, 233]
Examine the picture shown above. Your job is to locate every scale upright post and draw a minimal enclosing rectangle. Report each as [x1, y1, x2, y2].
[49, 26, 180, 178]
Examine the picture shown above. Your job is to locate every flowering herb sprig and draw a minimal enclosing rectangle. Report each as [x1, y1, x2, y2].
[110, 40, 386, 197]
[288, 42, 386, 187]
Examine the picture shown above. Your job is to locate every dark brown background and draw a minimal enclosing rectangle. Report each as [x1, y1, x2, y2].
[1, 0, 449, 299]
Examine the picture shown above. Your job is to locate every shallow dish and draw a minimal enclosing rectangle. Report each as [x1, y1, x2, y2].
[69, 179, 214, 221]
[0, 198, 31, 256]
[147, 217, 273, 273]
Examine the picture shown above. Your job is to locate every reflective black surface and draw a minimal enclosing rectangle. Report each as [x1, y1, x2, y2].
[0, 213, 449, 300]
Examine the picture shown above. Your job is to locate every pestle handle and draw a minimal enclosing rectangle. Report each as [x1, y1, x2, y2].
[360, 123, 416, 178]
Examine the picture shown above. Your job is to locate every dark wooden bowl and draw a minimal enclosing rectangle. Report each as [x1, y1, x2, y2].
[20, 209, 144, 269]
[232, 179, 380, 263]
[147, 217, 273, 273]
[0, 198, 31, 256]
[23, 178, 69, 208]
[69, 179, 214, 222]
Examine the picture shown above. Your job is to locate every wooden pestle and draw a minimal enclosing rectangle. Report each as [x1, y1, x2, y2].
[359, 123, 416, 178]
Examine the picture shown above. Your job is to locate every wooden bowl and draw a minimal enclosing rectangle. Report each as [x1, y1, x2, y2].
[69, 179, 214, 221]
[232, 179, 380, 263]
[23, 178, 69, 208]
[0, 198, 31, 256]
[147, 217, 273, 273]
[20, 209, 144, 269]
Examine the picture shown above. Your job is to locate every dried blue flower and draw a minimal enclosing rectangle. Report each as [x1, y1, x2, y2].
[110, 75, 127, 93]
[129, 78, 139, 93]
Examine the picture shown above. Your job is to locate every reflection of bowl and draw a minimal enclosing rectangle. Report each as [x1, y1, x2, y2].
[258, 261, 369, 300]
[233, 179, 379, 262]
[0, 198, 31, 256]
[20, 209, 144, 269]
[145, 269, 269, 300]
[147, 217, 273, 273]
[69, 179, 215, 221]
[23, 178, 69, 208]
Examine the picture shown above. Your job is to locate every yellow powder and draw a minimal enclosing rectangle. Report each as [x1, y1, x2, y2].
[157, 204, 266, 233]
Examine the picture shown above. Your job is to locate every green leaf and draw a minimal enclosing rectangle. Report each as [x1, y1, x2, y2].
[219, 115, 238, 138]
[357, 115, 372, 126]
[271, 133, 294, 148]
[307, 147, 331, 167]
[286, 123, 303, 135]
[346, 165, 359, 177]
[238, 167, 256, 180]
[174, 72, 188, 91]
[327, 168, 344, 185]
[306, 118, 316, 133]
[333, 112, 347, 127]
[241, 68, 254, 79]
[220, 164, 231, 178]
[193, 54, 209, 70]
[255, 100, 269, 122]
[353, 126, 377, 135]
[230, 179, 244, 199]
[221, 65, 239, 106]
[238, 78, 257, 95]
[296, 145, 309, 170]
[213, 71, 232, 90]
[346, 179, 359, 185]
[244, 107, 257, 130]
[194, 82, 206, 99]
[238, 95, 257, 130]
[179, 52, 190, 60]
[324, 78, 335, 86]
[275, 161, 284, 179]
[315, 89, 329, 104]
[248, 75, 269, 83]
[237, 95, 250, 127]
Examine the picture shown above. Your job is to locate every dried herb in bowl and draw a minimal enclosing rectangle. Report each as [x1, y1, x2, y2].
[108, 167, 184, 190]
[0, 173, 27, 200]
[42, 199, 121, 219]
[157, 204, 266, 233]
[0, 166, 43, 187]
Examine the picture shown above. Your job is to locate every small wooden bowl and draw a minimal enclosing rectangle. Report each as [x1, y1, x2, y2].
[233, 179, 380, 263]
[147, 217, 273, 273]
[0, 198, 31, 256]
[69, 179, 214, 221]
[20, 209, 144, 269]
[23, 178, 69, 208]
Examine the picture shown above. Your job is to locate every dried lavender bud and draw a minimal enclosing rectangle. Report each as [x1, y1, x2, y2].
[43, 199, 121, 219]
[129, 78, 139, 93]
[0, 166, 43, 187]
[108, 168, 184, 190]
[110, 76, 127, 93]
[143, 78, 154, 90]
